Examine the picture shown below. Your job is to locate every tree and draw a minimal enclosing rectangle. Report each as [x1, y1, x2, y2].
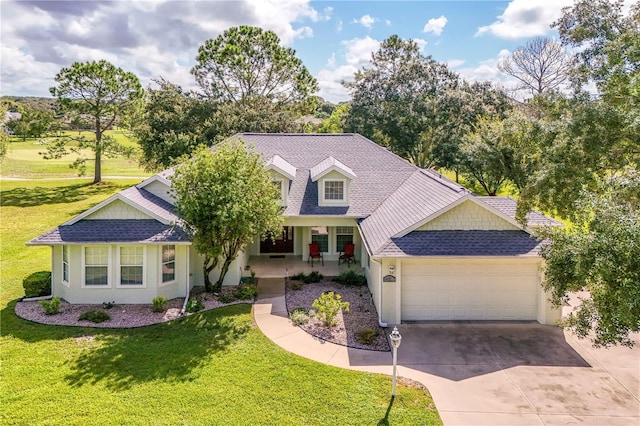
[317, 103, 349, 133]
[6, 107, 54, 141]
[514, 0, 640, 347]
[48, 60, 143, 183]
[171, 142, 283, 292]
[0, 104, 8, 160]
[540, 178, 640, 347]
[458, 115, 523, 195]
[344, 35, 462, 168]
[135, 79, 215, 171]
[191, 25, 318, 133]
[498, 37, 572, 97]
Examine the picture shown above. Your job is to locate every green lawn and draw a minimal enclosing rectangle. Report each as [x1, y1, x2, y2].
[1, 130, 150, 179]
[0, 179, 442, 425]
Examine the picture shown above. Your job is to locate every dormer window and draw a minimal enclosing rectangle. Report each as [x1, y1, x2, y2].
[310, 156, 356, 207]
[265, 155, 296, 208]
[324, 179, 345, 201]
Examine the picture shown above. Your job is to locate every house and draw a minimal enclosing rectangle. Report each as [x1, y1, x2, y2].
[28, 133, 563, 324]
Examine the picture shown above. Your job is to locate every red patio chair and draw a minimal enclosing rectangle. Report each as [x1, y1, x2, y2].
[308, 243, 324, 267]
[339, 243, 355, 266]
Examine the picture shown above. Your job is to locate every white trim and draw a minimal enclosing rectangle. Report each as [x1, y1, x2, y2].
[159, 244, 177, 287]
[310, 156, 357, 181]
[61, 245, 70, 287]
[81, 245, 111, 288]
[266, 155, 296, 180]
[63, 193, 170, 226]
[392, 194, 532, 238]
[116, 245, 146, 288]
[136, 174, 172, 190]
[319, 178, 348, 206]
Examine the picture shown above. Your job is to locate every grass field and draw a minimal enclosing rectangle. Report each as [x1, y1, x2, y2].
[0, 179, 442, 425]
[1, 130, 150, 179]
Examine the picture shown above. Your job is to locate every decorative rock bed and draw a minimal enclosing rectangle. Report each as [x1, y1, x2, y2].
[14, 285, 251, 328]
[285, 277, 391, 351]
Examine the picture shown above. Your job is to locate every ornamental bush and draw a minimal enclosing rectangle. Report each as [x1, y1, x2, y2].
[152, 296, 167, 312]
[312, 292, 349, 327]
[39, 296, 60, 315]
[78, 310, 110, 323]
[23, 271, 51, 297]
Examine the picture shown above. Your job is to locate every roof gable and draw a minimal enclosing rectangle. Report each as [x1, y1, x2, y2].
[310, 156, 357, 181]
[266, 155, 297, 180]
[63, 187, 179, 226]
[416, 199, 521, 232]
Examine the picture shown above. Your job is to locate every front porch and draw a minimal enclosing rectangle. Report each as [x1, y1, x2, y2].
[247, 255, 363, 278]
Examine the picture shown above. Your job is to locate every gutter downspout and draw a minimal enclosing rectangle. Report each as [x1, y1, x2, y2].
[374, 258, 388, 328]
[180, 247, 190, 316]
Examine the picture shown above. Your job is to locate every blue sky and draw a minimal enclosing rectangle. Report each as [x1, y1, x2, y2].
[0, 0, 579, 102]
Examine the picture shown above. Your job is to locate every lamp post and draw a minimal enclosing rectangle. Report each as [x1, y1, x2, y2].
[389, 326, 402, 397]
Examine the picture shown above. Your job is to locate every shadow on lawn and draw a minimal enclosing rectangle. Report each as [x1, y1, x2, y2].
[2, 300, 253, 390]
[0, 181, 133, 208]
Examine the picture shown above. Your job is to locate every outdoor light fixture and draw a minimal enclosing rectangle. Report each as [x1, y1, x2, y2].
[388, 265, 395, 275]
[389, 326, 402, 397]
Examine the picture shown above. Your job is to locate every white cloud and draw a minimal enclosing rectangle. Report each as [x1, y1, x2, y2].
[336, 18, 344, 32]
[316, 36, 382, 103]
[413, 38, 428, 52]
[446, 59, 466, 69]
[457, 49, 521, 96]
[385, 19, 392, 26]
[352, 14, 378, 29]
[423, 15, 448, 36]
[343, 36, 380, 66]
[0, 0, 324, 97]
[476, 0, 573, 39]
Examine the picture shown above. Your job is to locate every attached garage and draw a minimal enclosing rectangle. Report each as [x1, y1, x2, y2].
[401, 259, 540, 321]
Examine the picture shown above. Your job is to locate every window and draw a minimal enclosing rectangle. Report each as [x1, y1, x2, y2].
[120, 246, 143, 286]
[336, 226, 354, 252]
[85, 246, 108, 286]
[62, 245, 69, 283]
[324, 180, 344, 200]
[162, 245, 176, 283]
[311, 226, 329, 253]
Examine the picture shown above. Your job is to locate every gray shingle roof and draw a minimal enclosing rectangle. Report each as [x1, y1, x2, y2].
[477, 196, 564, 227]
[230, 133, 418, 216]
[119, 186, 180, 223]
[359, 169, 469, 255]
[377, 230, 543, 257]
[28, 220, 189, 245]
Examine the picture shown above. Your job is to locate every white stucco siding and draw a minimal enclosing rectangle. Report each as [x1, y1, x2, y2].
[143, 180, 175, 204]
[400, 258, 540, 321]
[85, 200, 154, 220]
[419, 200, 519, 231]
[51, 244, 190, 304]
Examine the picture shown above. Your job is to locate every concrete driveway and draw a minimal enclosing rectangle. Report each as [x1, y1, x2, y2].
[384, 323, 640, 425]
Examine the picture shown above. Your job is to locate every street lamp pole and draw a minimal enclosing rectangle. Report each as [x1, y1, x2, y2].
[389, 326, 402, 397]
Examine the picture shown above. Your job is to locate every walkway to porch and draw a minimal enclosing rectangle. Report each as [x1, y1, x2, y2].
[247, 255, 362, 278]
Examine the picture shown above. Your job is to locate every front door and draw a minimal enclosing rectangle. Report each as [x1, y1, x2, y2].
[260, 226, 294, 254]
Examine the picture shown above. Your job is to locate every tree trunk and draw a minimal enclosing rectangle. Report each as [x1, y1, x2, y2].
[213, 255, 235, 293]
[94, 118, 102, 184]
[203, 255, 217, 292]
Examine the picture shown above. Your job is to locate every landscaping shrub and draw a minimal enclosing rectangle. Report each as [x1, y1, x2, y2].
[23, 271, 51, 297]
[233, 284, 257, 300]
[78, 310, 110, 323]
[291, 281, 302, 290]
[335, 270, 367, 287]
[289, 307, 310, 326]
[312, 291, 349, 327]
[291, 272, 306, 281]
[304, 271, 323, 284]
[39, 296, 60, 315]
[240, 271, 256, 285]
[152, 296, 167, 312]
[186, 299, 205, 313]
[102, 301, 115, 310]
[356, 328, 379, 345]
[218, 294, 234, 303]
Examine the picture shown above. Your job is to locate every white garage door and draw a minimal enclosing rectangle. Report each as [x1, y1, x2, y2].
[401, 260, 539, 321]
